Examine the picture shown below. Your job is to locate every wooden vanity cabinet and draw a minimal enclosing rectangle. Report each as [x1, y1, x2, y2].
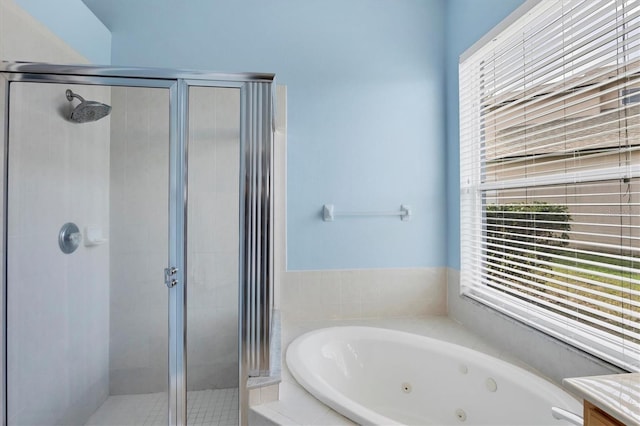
[584, 401, 625, 426]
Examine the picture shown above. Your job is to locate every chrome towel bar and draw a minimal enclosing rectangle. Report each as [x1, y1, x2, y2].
[322, 204, 411, 222]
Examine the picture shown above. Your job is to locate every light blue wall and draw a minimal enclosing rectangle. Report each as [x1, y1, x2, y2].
[14, 0, 111, 64]
[84, 0, 447, 270]
[444, 0, 525, 269]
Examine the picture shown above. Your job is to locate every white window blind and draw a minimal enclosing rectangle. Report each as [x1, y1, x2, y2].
[460, 0, 640, 371]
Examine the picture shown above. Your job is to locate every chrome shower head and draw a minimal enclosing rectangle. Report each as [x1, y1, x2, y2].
[65, 89, 111, 123]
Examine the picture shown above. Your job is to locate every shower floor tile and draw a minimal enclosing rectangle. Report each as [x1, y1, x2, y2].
[85, 388, 239, 426]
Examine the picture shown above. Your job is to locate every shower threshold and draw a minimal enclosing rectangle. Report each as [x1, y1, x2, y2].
[85, 388, 238, 426]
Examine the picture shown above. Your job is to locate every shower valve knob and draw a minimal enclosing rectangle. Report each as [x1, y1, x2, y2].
[59, 222, 81, 254]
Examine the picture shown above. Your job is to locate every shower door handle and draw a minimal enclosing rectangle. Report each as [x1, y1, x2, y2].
[164, 267, 178, 288]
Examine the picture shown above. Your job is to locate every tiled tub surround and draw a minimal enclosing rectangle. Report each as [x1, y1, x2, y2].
[279, 267, 447, 322]
[252, 267, 630, 426]
[251, 316, 574, 425]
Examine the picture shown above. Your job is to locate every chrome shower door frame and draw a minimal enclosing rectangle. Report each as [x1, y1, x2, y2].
[0, 63, 276, 426]
[0, 71, 182, 426]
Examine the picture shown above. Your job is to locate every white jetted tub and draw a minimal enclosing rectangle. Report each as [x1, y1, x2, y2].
[286, 326, 582, 425]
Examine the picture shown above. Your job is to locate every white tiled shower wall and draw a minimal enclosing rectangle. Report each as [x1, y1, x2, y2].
[7, 81, 111, 425]
[109, 86, 170, 394]
[187, 87, 241, 390]
[1, 1, 110, 424]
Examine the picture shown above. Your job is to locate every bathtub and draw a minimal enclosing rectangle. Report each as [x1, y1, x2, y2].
[286, 326, 582, 425]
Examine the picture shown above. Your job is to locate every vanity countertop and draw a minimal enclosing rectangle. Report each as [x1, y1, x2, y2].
[563, 373, 640, 426]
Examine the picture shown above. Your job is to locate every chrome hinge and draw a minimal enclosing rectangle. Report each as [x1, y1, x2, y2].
[164, 267, 178, 288]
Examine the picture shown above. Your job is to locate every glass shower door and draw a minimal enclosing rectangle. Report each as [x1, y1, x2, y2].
[1, 65, 275, 426]
[5, 81, 172, 426]
[185, 85, 241, 425]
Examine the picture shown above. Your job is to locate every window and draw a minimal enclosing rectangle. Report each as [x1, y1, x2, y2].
[460, 0, 640, 371]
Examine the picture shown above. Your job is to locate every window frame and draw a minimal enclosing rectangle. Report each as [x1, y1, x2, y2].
[459, 0, 640, 372]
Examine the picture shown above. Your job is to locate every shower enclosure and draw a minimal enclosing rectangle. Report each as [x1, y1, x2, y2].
[0, 63, 275, 426]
